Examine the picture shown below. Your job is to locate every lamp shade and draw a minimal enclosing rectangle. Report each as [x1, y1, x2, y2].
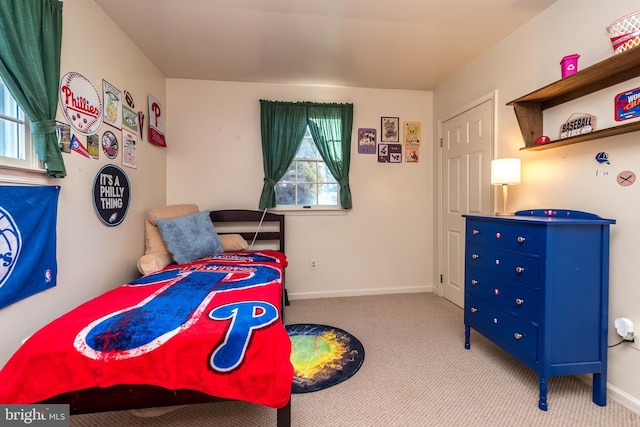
[491, 158, 521, 185]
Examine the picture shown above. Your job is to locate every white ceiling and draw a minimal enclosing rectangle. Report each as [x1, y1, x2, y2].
[94, 0, 556, 91]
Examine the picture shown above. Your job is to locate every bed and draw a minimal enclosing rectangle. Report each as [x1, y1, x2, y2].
[0, 208, 292, 427]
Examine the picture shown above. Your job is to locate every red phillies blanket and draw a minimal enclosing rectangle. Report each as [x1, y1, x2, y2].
[0, 251, 292, 408]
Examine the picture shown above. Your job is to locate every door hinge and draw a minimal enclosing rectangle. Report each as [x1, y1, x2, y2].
[439, 138, 443, 148]
[440, 274, 443, 283]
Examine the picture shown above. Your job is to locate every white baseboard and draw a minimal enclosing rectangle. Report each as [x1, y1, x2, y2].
[575, 374, 640, 415]
[288, 285, 432, 301]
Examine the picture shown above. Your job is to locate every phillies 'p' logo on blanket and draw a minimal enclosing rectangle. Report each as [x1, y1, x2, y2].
[209, 301, 278, 372]
[73, 262, 281, 372]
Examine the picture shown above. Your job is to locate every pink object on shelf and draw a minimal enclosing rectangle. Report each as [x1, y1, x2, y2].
[560, 54, 580, 78]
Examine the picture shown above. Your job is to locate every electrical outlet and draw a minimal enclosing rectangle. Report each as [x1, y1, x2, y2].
[310, 259, 317, 270]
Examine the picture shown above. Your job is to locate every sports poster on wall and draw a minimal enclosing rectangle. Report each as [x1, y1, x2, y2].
[59, 71, 103, 135]
[122, 105, 138, 134]
[121, 128, 138, 169]
[121, 105, 138, 169]
[102, 80, 122, 130]
[148, 93, 167, 147]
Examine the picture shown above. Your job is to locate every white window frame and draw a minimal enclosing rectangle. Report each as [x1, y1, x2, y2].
[273, 127, 341, 212]
[0, 79, 48, 184]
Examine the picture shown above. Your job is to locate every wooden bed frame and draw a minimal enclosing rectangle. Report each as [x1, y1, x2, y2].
[210, 209, 288, 306]
[41, 209, 291, 426]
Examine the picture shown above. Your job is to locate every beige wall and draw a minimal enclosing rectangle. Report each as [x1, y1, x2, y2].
[0, 0, 167, 367]
[166, 80, 434, 299]
[434, 0, 640, 411]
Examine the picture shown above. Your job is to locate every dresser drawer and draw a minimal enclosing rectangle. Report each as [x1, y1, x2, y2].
[466, 243, 540, 287]
[465, 294, 538, 361]
[466, 219, 543, 255]
[466, 268, 539, 322]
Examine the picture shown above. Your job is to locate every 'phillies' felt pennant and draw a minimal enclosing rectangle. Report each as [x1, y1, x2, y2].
[70, 134, 92, 158]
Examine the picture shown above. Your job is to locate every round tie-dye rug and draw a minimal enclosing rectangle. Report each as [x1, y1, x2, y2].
[285, 323, 365, 394]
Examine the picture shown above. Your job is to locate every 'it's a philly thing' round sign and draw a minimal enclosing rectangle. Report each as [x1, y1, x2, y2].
[92, 164, 130, 226]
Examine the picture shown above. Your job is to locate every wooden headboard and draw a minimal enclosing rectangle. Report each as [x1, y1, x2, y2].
[210, 209, 288, 306]
[209, 209, 285, 254]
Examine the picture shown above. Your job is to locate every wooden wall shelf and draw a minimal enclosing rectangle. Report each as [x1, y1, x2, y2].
[507, 47, 640, 150]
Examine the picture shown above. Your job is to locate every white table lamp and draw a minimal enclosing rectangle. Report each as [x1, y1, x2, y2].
[491, 158, 521, 215]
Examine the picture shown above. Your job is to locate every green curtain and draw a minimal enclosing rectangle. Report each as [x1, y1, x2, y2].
[307, 103, 353, 209]
[0, 0, 66, 178]
[259, 100, 354, 209]
[259, 100, 308, 209]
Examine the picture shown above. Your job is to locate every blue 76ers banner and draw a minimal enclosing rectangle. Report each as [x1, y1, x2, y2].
[0, 186, 60, 309]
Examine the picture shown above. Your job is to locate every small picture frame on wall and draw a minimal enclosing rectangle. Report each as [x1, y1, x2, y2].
[381, 117, 399, 143]
[358, 128, 376, 154]
[56, 121, 71, 153]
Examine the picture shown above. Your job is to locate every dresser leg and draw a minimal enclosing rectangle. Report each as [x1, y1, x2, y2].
[464, 325, 470, 349]
[592, 372, 607, 406]
[538, 377, 548, 411]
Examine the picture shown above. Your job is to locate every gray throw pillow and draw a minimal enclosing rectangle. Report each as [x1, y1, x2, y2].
[156, 210, 223, 264]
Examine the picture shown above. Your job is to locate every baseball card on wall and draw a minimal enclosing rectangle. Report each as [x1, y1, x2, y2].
[56, 121, 70, 153]
[87, 134, 99, 159]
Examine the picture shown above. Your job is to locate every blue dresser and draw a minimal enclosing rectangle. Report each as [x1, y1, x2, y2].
[463, 209, 615, 410]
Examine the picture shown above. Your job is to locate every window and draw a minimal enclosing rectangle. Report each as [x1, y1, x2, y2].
[275, 127, 339, 207]
[0, 78, 40, 171]
[259, 100, 352, 210]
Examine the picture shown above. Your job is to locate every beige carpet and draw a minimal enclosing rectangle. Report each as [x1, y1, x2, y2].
[70, 293, 640, 426]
